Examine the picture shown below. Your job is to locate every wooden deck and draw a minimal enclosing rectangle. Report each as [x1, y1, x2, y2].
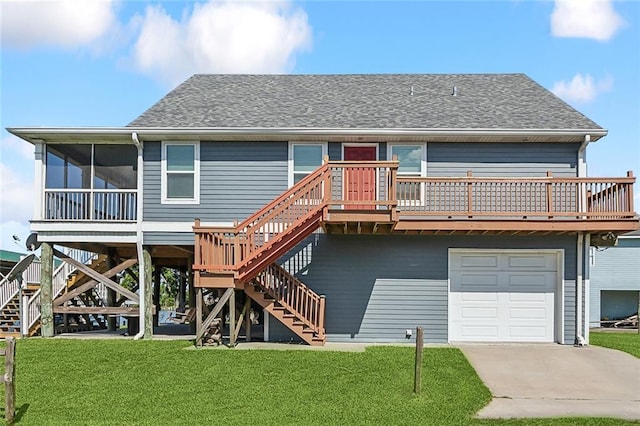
[194, 163, 637, 286]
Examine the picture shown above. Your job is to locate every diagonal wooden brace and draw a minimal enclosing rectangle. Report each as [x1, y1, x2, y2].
[233, 298, 251, 343]
[54, 258, 138, 306]
[196, 288, 233, 345]
[53, 249, 140, 303]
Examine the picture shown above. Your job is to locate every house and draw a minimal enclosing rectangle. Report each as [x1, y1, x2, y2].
[7, 73, 638, 345]
[589, 229, 640, 328]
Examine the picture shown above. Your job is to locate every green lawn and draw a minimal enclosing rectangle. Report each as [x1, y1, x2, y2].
[590, 331, 640, 358]
[0, 339, 637, 425]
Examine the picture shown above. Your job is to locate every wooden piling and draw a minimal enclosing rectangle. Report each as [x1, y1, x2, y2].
[40, 243, 54, 337]
[143, 248, 153, 339]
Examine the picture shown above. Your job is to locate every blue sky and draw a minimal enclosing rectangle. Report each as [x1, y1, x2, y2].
[1, 0, 639, 252]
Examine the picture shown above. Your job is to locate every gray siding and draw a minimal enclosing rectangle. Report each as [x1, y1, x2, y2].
[428, 142, 579, 177]
[144, 232, 194, 245]
[143, 141, 288, 222]
[270, 234, 577, 344]
[589, 244, 640, 326]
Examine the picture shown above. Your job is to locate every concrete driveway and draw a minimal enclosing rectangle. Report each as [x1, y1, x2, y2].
[458, 344, 640, 420]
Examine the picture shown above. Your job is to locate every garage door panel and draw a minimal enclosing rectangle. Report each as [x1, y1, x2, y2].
[508, 307, 547, 319]
[449, 251, 557, 343]
[462, 307, 498, 318]
[508, 326, 549, 339]
[508, 292, 547, 302]
[460, 325, 499, 338]
[459, 292, 498, 302]
[506, 254, 557, 270]
[459, 255, 499, 268]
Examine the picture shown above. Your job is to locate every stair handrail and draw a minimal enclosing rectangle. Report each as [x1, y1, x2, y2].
[194, 160, 400, 277]
[194, 163, 331, 273]
[254, 263, 325, 338]
[26, 248, 99, 332]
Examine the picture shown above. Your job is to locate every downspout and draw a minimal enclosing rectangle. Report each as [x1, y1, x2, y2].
[132, 132, 145, 340]
[584, 233, 590, 344]
[576, 232, 585, 345]
[575, 134, 589, 345]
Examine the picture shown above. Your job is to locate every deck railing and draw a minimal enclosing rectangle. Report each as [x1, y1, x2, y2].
[397, 171, 636, 219]
[44, 189, 137, 221]
[194, 161, 399, 274]
[0, 260, 41, 311]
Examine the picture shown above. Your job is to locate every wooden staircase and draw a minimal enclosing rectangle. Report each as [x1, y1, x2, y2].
[246, 264, 325, 345]
[194, 161, 399, 345]
[55, 254, 109, 333]
[0, 285, 39, 337]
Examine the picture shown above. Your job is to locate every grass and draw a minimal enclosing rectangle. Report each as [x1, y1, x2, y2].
[590, 331, 640, 358]
[0, 339, 636, 425]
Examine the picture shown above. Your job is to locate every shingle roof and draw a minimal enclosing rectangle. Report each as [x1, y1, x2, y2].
[128, 74, 602, 130]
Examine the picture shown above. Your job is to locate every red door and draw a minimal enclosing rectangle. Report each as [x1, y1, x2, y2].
[344, 146, 377, 209]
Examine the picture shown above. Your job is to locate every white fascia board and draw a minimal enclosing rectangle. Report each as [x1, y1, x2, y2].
[7, 127, 608, 143]
[36, 233, 137, 244]
[30, 222, 137, 233]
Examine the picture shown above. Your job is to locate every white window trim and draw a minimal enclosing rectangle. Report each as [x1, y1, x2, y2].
[388, 143, 427, 207]
[387, 142, 427, 176]
[288, 142, 327, 187]
[161, 141, 200, 205]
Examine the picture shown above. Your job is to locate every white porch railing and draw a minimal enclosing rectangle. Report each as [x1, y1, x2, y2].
[0, 260, 41, 311]
[44, 189, 137, 221]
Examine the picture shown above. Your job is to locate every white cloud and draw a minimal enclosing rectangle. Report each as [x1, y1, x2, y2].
[1, 0, 118, 49]
[0, 162, 33, 225]
[131, 1, 312, 85]
[551, 0, 624, 41]
[1, 135, 34, 161]
[551, 73, 613, 103]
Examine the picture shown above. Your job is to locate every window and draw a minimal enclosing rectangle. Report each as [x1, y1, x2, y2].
[162, 142, 200, 204]
[389, 144, 426, 205]
[289, 143, 326, 186]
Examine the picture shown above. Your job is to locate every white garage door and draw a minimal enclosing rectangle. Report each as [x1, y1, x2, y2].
[449, 251, 557, 342]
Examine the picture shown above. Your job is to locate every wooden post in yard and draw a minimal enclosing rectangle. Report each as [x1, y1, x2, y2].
[414, 326, 424, 394]
[637, 291, 639, 335]
[3, 337, 16, 423]
[40, 242, 54, 337]
[143, 247, 154, 339]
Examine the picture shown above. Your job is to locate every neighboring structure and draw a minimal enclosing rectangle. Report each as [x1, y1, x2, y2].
[7, 74, 638, 345]
[589, 229, 640, 327]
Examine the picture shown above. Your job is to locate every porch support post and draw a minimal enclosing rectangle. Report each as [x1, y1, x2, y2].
[153, 266, 161, 327]
[229, 290, 236, 347]
[106, 251, 117, 331]
[196, 287, 203, 346]
[40, 242, 54, 337]
[143, 247, 153, 339]
[244, 298, 252, 342]
[188, 256, 196, 334]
